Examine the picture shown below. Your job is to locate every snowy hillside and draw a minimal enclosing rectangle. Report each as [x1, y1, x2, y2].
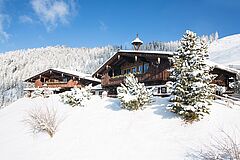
[0, 46, 116, 107]
[0, 95, 240, 160]
[209, 34, 240, 65]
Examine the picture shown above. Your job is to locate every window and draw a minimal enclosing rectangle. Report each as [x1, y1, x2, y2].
[138, 65, 143, 74]
[127, 68, 131, 74]
[161, 87, 167, 93]
[132, 67, 137, 73]
[143, 63, 149, 73]
[123, 69, 127, 74]
[63, 77, 68, 82]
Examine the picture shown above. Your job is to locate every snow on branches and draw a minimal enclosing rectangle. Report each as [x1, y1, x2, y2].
[117, 74, 153, 111]
[60, 85, 92, 107]
[27, 88, 53, 98]
[168, 30, 215, 122]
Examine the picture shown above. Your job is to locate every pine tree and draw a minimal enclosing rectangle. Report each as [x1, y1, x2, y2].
[168, 30, 215, 122]
[117, 74, 153, 111]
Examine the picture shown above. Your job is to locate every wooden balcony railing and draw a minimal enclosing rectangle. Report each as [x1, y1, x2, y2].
[40, 82, 80, 88]
[101, 70, 170, 87]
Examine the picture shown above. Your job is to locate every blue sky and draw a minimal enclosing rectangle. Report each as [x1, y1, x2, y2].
[0, 0, 239, 53]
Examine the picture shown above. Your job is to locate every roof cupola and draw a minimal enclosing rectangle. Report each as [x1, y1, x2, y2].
[131, 34, 143, 50]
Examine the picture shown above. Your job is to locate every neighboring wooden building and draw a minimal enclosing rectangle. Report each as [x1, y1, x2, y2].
[209, 61, 239, 90]
[92, 35, 239, 96]
[25, 68, 100, 93]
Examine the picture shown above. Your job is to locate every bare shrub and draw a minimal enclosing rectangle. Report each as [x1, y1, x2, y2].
[23, 106, 61, 137]
[187, 130, 240, 160]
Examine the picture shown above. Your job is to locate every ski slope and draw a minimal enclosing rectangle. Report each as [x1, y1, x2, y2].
[209, 34, 240, 65]
[0, 95, 240, 160]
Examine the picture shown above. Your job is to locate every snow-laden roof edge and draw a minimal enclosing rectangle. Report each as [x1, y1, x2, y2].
[51, 68, 101, 82]
[131, 37, 143, 44]
[25, 68, 101, 83]
[119, 49, 174, 55]
[207, 60, 240, 75]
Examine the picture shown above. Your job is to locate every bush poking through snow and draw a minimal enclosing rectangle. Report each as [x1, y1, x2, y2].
[23, 106, 60, 138]
[60, 85, 92, 107]
[30, 88, 53, 98]
[117, 74, 153, 111]
[187, 130, 240, 160]
[168, 30, 215, 122]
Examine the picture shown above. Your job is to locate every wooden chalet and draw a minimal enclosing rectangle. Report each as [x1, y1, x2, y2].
[92, 35, 239, 95]
[25, 68, 100, 93]
[92, 35, 172, 95]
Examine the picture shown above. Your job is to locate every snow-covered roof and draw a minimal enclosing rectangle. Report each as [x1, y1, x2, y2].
[207, 60, 240, 75]
[25, 68, 101, 83]
[92, 49, 174, 77]
[131, 37, 143, 44]
[50, 68, 101, 82]
[119, 50, 174, 55]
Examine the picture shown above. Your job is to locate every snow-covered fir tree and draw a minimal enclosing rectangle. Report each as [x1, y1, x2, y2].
[168, 30, 215, 121]
[117, 74, 153, 111]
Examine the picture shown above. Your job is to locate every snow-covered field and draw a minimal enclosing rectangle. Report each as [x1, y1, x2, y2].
[0, 95, 240, 160]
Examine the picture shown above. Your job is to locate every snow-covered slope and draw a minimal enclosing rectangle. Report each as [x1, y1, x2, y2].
[0, 95, 240, 160]
[209, 34, 240, 65]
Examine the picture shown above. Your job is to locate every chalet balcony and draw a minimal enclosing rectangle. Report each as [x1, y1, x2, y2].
[33, 81, 81, 89]
[43, 82, 69, 88]
[101, 70, 170, 87]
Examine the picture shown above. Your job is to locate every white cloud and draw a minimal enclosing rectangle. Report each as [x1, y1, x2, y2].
[19, 15, 33, 24]
[31, 0, 77, 31]
[0, 14, 10, 43]
[0, 0, 10, 43]
[99, 20, 108, 31]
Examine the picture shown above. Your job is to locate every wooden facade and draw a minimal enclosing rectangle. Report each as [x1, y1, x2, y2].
[92, 50, 239, 95]
[92, 50, 172, 94]
[25, 68, 100, 92]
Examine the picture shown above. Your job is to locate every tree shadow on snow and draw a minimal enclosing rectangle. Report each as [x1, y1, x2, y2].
[151, 97, 179, 119]
[104, 98, 122, 111]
